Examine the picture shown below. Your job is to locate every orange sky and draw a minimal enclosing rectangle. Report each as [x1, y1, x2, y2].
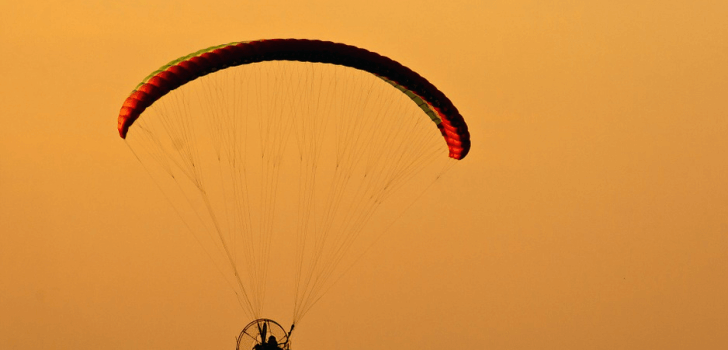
[2, 1, 727, 349]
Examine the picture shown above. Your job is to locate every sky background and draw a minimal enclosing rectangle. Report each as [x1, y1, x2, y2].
[1, 0, 727, 349]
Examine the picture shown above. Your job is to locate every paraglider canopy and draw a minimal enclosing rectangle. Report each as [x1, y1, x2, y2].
[118, 39, 470, 159]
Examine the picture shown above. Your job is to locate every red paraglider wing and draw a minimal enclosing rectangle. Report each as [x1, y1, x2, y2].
[118, 39, 470, 159]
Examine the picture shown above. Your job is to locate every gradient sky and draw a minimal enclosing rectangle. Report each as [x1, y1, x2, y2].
[1, 1, 727, 349]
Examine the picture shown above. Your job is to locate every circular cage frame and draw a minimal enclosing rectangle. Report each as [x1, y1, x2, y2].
[236, 319, 292, 350]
